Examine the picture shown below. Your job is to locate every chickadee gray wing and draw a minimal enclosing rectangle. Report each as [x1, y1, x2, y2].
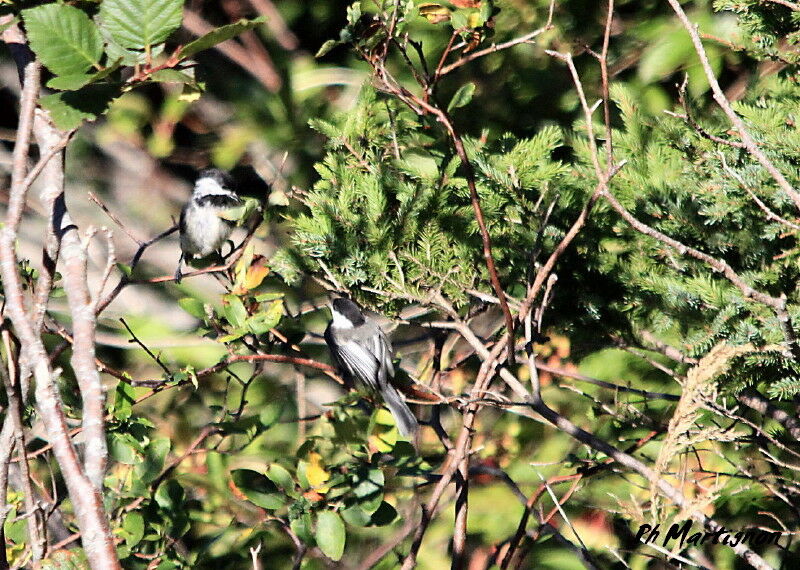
[372, 328, 394, 383]
[330, 333, 383, 392]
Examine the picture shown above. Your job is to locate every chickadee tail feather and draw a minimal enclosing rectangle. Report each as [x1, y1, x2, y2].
[381, 384, 418, 438]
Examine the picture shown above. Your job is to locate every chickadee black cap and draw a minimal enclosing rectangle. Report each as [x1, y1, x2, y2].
[324, 297, 419, 438]
[175, 168, 241, 283]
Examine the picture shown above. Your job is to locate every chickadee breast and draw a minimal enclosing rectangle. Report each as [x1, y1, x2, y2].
[180, 200, 236, 257]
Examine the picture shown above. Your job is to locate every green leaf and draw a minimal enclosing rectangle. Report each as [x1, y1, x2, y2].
[98, 0, 184, 50]
[340, 504, 371, 527]
[418, 3, 451, 24]
[179, 17, 266, 59]
[109, 432, 143, 464]
[316, 39, 340, 58]
[112, 380, 136, 421]
[352, 468, 384, 513]
[316, 511, 346, 561]
[246, 299, 283, 335]
[231, 469, 285, 510]
[178, 297, 206, 319]
[40, 84, 119, 130]
[290, 513, 314, 545]
[219, 196, 261, 222]
[447, 82, 476, 112]
[136, 437, 170, 484]
[46, 60, 123, 91]
[259, 401, 283, 428]
[154, 480, 185, 511]
[23, 4, 103, 76]
[149, 69, 195, 83]
[121, 512, 145, 547]
[369, 501, 398, 526]
[222, 294, 247, 327]
[266, 464, 295, 494]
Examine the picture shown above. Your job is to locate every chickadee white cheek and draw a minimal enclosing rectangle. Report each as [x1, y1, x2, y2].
[331, 308, 355, 329]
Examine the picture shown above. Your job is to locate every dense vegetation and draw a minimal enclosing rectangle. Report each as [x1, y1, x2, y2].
[1, 0, 799, 568]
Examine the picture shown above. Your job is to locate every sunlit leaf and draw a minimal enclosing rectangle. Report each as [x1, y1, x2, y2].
[98, 0, 184, 50]
[179, 17, 266, 59]
[419, 3, 451, 24]
[447, 82, 476, 112]
[315, 511, 346, 561]
[23, 4, 103, 76]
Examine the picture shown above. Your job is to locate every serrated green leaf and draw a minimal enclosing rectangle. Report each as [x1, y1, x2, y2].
[154, 480, 184, 511]
[46, 60, 123, 91]
[219, 196, 261, 222]
[316, 511, 346, 561]
[40, 84, 119, 130]
[149, 69, 195, 83]
[23, 4, 103, 76]
[109, 432, 143, 464]
[99, 0, 184, 50]
[246, 299, 283, 335]
[179, 17, 266, 59]
[447, 82, 476, 112]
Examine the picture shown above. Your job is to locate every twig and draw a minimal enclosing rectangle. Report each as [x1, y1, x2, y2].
[600, 0, 615, 166]
[737, 388, 800, 442]
[762, 0, 800, 11]
[669, 76, 746, 149]
[120, 318, 172, 377]
[535, 361, 680, 401]
[94, 225, 178, 315]
[719, 152, 800, 231]
[88, 191, 143, 245]
[438, 0, 556, 77]
[1, 328, 44, 561]
[246, 0, 299, 50]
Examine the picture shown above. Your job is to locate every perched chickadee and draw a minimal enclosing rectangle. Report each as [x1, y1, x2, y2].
[175, 168, 241, 283]
[324, 297, 419, 438]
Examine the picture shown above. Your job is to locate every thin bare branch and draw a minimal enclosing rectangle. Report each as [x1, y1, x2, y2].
[439, 0, 555, 77]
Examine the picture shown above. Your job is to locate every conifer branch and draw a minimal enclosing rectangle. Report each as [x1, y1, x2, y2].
[601, 188, 799, 358]
[667, 0, 800, 212]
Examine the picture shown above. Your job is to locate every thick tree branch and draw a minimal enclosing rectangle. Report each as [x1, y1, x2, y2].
[1, 21, 120, 569]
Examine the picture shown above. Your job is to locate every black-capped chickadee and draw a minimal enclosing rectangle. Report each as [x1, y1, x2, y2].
[324, 297, 419, 438]
[175, 168, 241, 283]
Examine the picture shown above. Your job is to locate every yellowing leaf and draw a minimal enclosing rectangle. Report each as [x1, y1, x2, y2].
[306, 452, 331, 493]
[419, 3, 450, 24]
[244, 262, 269, 290]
